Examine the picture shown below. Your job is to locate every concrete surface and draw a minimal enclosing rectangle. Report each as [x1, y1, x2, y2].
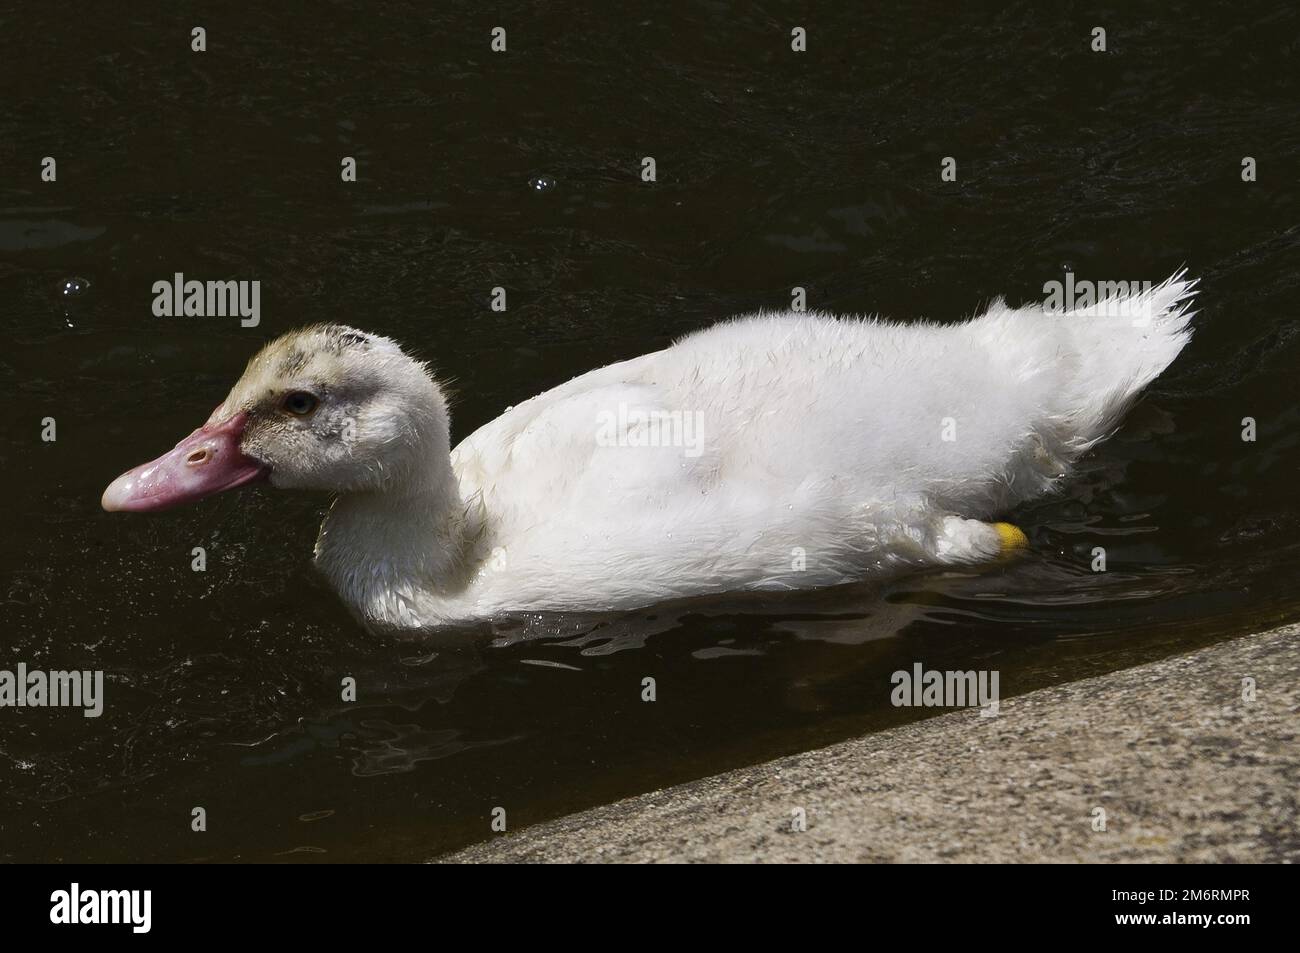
[438, 623, 1300, 863]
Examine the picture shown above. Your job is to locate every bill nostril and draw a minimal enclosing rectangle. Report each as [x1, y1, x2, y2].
[186, 448, 212, 466]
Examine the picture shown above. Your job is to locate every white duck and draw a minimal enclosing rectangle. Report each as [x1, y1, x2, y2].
[103, 272, 1197, 633]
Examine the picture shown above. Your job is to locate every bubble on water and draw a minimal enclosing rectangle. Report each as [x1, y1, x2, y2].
[528, 175, 557, 193]
[60, 276, 91, 298]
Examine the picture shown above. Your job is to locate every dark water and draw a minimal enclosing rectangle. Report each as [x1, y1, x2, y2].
[1, 2, 1297, 862]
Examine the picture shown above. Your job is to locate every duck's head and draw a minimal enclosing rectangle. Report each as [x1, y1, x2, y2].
[102, 325, 449, 512]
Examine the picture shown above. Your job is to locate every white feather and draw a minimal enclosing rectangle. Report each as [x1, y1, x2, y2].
[305, 272, 1198, 631]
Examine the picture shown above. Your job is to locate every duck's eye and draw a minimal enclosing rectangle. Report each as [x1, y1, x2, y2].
[282, 391, 320, 416]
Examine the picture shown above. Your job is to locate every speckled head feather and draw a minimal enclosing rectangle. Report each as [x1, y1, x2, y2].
[210, 324, 450, 495]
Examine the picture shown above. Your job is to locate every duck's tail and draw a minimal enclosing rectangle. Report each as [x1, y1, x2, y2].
[1019, 268, 1198, 455]
[936, 270, 1198, 519]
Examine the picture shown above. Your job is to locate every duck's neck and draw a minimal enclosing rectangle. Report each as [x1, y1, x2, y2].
[313, 466, 481, 630]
